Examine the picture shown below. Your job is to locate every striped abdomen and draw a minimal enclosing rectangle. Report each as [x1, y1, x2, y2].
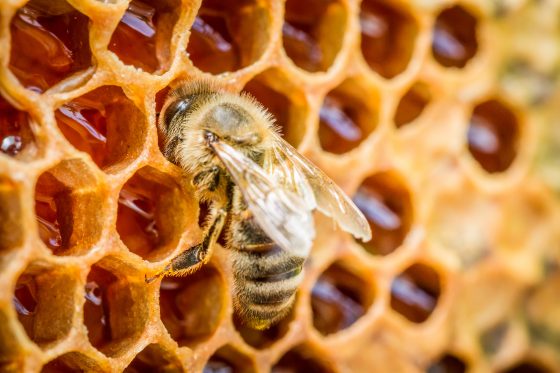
[229, 216, 305, 330]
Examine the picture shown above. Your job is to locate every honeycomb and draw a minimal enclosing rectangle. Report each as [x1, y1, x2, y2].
[1, 0, 559, 372]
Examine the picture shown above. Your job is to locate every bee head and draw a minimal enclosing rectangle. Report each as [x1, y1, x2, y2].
[202, 102, 263, 147]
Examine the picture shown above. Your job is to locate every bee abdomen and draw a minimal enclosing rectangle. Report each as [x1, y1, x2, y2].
[231, 243, 305, 329]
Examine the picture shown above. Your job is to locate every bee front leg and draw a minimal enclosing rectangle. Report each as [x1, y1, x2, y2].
[145, 208, 227, 283]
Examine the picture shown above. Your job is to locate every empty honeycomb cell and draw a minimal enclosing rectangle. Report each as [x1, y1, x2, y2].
[187, 0, 270, 74]
[311, 261, 373, 336]
[34, 159, 105, 256]
[243, 70, 307, 147]
[108, 0, 179, 74]
[83, 261, 148, 356]
[116, 166, 188, 262]
[432, 5, 478, 69]
[0, 95, 35, 159]
[55, 86, 147, 171]
[480, 321, 509, 356]
[427, 354, 467, 373]
[0, 178, 23, 252]
[13, 265, 77, 346]
[318, 79, 379, 154]
[282, 0, 346, 72]
[525, 274, 560, 347]
[502, 362, 551, 373]
[40, 352, 104, 373]
[9, 0, 92, 92]
[352, 171, 413, 256]
[123, 343, 183, 372]
[159, 266, 224, 346]
[390, 263, 441, 323]
[394, 82, 431, 128]
[203, 345, 256, 373]
[360, 0, 419, 79]
[467, 99, 520, 173]
[272, 345, 335, 373]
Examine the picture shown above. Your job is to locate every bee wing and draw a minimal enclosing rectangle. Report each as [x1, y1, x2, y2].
[210, 140, 315, 256]
[272, 135, 372, 241]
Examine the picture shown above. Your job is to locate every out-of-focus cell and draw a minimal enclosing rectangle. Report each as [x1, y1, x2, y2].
[480, 322, 508, 356]
[123, 343, 183, 373]
[311, 262, 372, 336]
[13, 267, 76, 346]
[243, 71, 307, 147]
[501, 362, 551, 373]
[83, 261, 147, 356]
[427, 354, 467, 373]
[432, 5, 478, 68]
[203, 345, 256, 373]
[394, 82, 431, 128]
[272, 345, 334, 373]
[187, 0, 269, 74]
[160, 266, 224, 346]
[116, 167, 186, 261]
[109, 0, 179, 73]
[353, 172, 413, 255]
[55, 86, 146, 170]
[0, 95, 34, 158]
[9, 0, 92, 92]
[390, 263, 441, 323]
[360, 0, 418, 78]
[234, 308, 292, 349]
[283, 0, 346, 72]
[467, 99, 520, 173]
[319, 80, 378, 154]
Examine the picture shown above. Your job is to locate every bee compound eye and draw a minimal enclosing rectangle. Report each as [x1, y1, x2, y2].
[163, 98, 192, 131]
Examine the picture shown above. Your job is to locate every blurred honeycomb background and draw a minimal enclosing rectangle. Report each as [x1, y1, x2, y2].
[1, 0, 559, 372]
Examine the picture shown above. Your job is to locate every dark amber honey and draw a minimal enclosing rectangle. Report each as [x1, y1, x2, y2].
[9, 0, 91, 92]
[83, 265, 116, 350]
[394, 82, 431, 128]
[427, 354, 467, 373]
[0, 96, 33, 157]
[467, 99, 519, 173]
[13, 276, 37, 341]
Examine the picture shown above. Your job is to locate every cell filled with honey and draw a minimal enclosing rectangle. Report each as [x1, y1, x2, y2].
[9, 0, 92, 92]
[0, 95, 35, 159]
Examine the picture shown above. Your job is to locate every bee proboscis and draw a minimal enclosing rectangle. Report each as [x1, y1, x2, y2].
[147, 81, 371, 330]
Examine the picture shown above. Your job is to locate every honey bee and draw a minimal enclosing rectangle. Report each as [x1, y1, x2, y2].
[147, 80, 371, 330]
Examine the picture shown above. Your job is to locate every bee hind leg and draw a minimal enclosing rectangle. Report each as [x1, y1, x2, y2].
[145, 208, 227, 283]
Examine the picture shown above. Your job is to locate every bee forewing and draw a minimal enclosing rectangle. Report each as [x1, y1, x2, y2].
[210, 140, 315, 256]
[273, 136, 372, 242]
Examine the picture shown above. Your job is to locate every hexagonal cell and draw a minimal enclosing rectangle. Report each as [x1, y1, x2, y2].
[272, 345, 335, 373]
[360, 0, 419, 79]
[467, 99, 520, 173]
[394, 81, 431, 128]
[108, 0, 179, 74]
[117, 167, 188, 261]
[390, 263, 441, 323]
[159, 266, 224, 346]
[525, 274, 560, 348]
[318, 78, 379, 154]
[427, 354, 467, 373]
[501, 362, 552, 373]
[187, 0, 270, 74]
[0, 178, 23, 253]
[282, 0, 346, 72]
[243, 70, 308, 148]
[0, 95, 35, 158]
[13, 264, 78, 347]
[9, 0, 92, 92]
[352, 171, 413, 256]
[432, 5, 478, 69]
[83, 260, 148, 356]
[124, 343, 183, 372]
[40, 352, 104, 373]
[203, 345, 256, 373]
[55, 86, 147, 171]
[480, 321, 509, 356]
[34, 159, 105, 256]
[311, 261, 374, 336]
